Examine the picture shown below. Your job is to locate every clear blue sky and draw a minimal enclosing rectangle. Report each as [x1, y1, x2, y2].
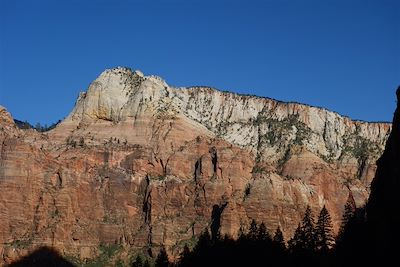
[0, 0, 399, 125]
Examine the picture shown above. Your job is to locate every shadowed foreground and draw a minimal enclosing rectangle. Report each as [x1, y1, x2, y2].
[7, 247, 74, 267]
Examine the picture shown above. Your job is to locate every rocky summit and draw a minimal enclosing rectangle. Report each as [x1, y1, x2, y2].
[0, 67, 391, 265]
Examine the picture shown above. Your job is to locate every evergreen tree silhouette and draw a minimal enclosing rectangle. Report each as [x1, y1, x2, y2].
[338, 191, 356, 240]
[131, 255, 144, 267]
[288, 223, 303, 252]
[257, 222, 270, 241]
[315, 205, 334, 253]
[248, 219, 258, 240]
[300, 206, 316, 252]
[287, 207, 317, 266]
[173, 87, 400, 267]
[237, 225, 246, 241]
[178, 245, 192, 267]
[334, 206, 370, 267]
[273, 226, 285, 250]
[194, 229, 211, 252]
[188, 229, 212, 266]
[155, 246, 170, 267]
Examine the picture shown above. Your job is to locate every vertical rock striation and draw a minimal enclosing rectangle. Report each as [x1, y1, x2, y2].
[0, 67, 391, 264]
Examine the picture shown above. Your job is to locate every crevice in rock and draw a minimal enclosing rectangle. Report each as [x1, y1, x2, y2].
[160, 158, 165, 175]
[147, 225, 153, 257]
[210, 202, 228, 241]
[194, 157, 203, 182]
[323, 114, 328, 143]
[142, 175, 152, 224]
[255, 123, 263, 163]
[162, 121, 173, 141]
[210, 147, 218, 174]
[357, 157, 368, 180]
[142, 175, 153, 256]
[219, 166, 224, 181]
[56, 171, 62, 188]
[202, 184, 207, 204]
[160, 157, 170, 176]
[32, 191, 45, 234]
[191, 222, 195, 237]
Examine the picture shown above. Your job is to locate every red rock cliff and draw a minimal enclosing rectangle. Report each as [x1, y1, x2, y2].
[0, 68, 391, 264]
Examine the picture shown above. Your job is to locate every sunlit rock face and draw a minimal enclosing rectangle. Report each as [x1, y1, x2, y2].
[0, 67, 391, 264]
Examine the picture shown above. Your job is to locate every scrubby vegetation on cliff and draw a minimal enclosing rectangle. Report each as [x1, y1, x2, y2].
[14, 119, 61, 132]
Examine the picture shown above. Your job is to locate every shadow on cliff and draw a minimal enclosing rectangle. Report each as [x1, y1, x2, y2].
[172, 87, 400, 267]
[7, 246, 75, 267]
[318, 86, 400, 267]
[7, 87, 400, 267]
[364, 87, 400, 263]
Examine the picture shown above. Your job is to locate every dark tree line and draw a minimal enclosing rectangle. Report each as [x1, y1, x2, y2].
[148, 204, 346, 267]
[9, 193, 366, 267]
[5, 192, 384, 267]
[14, 119, 61, 132]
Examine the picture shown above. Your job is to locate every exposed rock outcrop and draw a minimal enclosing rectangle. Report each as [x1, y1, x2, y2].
[0, 67, 391, 264]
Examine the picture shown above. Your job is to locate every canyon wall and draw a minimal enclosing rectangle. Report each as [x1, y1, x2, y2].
[0, 67, 391, 264]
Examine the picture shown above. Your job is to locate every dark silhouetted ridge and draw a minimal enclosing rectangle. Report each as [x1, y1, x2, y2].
[7, 246, 75, 267]
[367, 86, 400, 261]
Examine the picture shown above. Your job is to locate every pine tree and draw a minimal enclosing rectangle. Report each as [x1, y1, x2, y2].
[287, 207, 316, 252]
[273, 226, 285, 249]
[131, 255, 144, 267]
[155, 246, 170, 267]
[315, 205, 335, 252]
[257, 222, 270, 241]
[35, 122, 42, 132]
[338, 191, 356, 238]
[178, 245, 192, 267]
[238, 225, 246, 240]
[300, 206, 316, 251]
[248, 219, 258, 240]
[196, 229, 211, 251]
[288, 223, 303, 252]
[181, 244, 190, 258]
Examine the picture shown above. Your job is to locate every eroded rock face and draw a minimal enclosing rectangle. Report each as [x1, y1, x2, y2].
[0, 67, 391, 264]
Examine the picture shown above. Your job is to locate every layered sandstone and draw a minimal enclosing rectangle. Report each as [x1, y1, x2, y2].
[0, 67, 391, 264]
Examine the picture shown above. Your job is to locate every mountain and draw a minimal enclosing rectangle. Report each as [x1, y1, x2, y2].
[0, 67, 391, 265]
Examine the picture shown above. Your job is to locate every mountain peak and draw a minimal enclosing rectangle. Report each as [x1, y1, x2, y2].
[98, 66, 144, 80]
[56, 67, 391, 167]
[0, 66, 396, 264]
[65, 67, 148, 123]
[0, 105, 15, 126]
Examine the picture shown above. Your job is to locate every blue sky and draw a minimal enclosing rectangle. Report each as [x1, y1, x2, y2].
[0, 0, 399, 125]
